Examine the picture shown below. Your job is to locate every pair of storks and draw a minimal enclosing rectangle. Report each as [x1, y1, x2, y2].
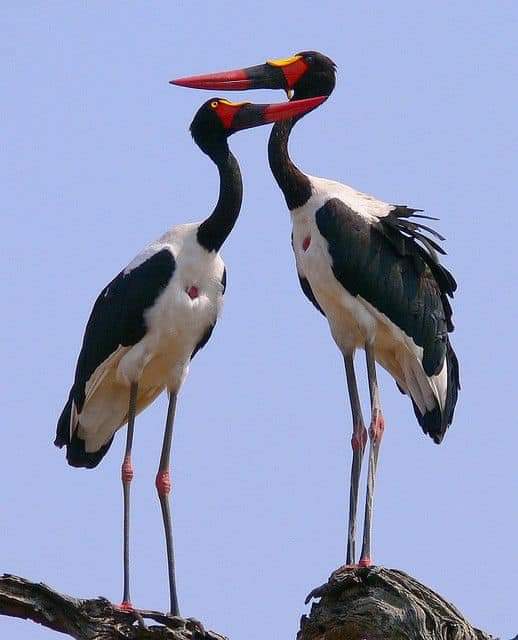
[55, 51, 459, 616]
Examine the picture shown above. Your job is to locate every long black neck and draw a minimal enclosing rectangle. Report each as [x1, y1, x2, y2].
[197, 143, 243, 252]
[268, 117, 312, 211]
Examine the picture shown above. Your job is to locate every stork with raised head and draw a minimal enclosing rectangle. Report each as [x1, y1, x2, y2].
[172, 53, 460, 568]
[54, 95, 325, 614]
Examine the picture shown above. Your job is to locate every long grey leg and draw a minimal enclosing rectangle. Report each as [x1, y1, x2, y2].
[121, 381, 138, 609]
[344, 354, 368, 566]
[359, 343, 385, 567]
[156, 391, 180, 616]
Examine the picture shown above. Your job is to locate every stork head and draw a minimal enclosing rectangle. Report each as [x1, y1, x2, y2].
[171, 51, 337, 102]
[189, 96, 326, 156]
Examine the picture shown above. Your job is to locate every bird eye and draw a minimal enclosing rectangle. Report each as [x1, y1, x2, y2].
[211, 101, 218, 108]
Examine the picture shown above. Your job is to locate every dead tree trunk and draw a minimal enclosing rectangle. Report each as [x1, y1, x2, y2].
[299, 566, 495, 640]
[0, 569, 504, 639]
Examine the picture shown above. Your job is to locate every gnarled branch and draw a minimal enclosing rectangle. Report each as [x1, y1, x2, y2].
[298, 566, 496, 640]
[0, 574, 227, 639]
[1, 569, 508, 639]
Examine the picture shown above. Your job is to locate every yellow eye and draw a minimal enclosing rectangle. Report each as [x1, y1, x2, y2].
[211, 101, 218, 108]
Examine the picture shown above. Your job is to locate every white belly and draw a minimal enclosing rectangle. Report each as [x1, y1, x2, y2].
[292, 212, 376, 353]
[117, 276, 221, 390]
[78, 285, 221, 452]
[77, 224, 225, 451]
[291, 212, 439, 411]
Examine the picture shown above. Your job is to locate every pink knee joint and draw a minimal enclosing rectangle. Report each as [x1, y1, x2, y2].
[351, 427, 367, 451]
[156, 470, 171, 496]
[370, 412, 385, 442]
[121, 457, 134, 484]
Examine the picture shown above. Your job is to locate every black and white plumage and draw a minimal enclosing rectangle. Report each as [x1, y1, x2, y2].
[55, 234, 225, 468]
[291, 179, 459, 443]
[54, 94, 325, 615]
[173, 52, 460, 567]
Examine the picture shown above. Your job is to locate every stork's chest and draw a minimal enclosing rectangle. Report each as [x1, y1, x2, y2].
[290, 209, 375, 347]
[144, 244, 224, 346]
[291, 211, 333, 286]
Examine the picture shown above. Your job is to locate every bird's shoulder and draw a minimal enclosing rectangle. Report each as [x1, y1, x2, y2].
[70, 246, 177, 410]
[305, 174, 394, 221]
[309, 181, 456, 298]
[315, 196, 452, 371]
[121, 222, 199, 276]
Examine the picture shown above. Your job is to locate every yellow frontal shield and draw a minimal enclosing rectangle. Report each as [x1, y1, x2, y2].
[266, 55, 302, 68]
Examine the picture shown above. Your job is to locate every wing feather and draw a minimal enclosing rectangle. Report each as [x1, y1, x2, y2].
[55, 248, 176, 463]
[315, 198, 455, 377]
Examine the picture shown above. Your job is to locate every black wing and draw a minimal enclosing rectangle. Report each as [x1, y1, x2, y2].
[298, 275, 325, 316]
[378, 205, 456, 332]
[315, 198, 456, 376]
[55, 248, 175, 461]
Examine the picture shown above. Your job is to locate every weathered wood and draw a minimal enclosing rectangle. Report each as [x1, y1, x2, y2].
[0, 570, 507, 639]
[0, 574, 227, 640]
[298, 566, 495, 640]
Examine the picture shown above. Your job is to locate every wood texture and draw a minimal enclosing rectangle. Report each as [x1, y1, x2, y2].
[298, 566, 495, 640]
[0, 569, 506, 639]
[0, 574, 227, 639]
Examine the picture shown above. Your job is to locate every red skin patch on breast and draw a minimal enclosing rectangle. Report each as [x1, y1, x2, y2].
[186, 286, 199, 299]
[302, 236, 311, 251]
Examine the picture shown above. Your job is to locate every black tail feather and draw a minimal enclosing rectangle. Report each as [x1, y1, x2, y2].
[54, 396, 73, 448]
[65, 431, 114, 469]
[412, 341, 460, 444]
[54, 394, 114, 469]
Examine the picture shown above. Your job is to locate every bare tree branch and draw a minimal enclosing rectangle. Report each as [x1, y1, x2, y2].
[0, 574, 227, 639]
[298, 566, 496, 640]
[1, 569, 509, 639]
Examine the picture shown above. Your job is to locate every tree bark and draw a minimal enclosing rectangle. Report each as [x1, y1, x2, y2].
[298, 566, 496, 640]
[0, 569, 505, 639]
[0, 574, 226, 639]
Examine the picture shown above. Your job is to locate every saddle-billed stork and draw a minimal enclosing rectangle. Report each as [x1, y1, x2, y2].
[54, 94, 325, 614]
[172, 52, 460, 567]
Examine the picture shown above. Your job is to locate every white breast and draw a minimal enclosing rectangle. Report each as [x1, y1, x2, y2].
[303, 174, 394, 220]
[291, 188, 378, 353]
[118, 224, 225, 389]
[290, 178, 446, 414]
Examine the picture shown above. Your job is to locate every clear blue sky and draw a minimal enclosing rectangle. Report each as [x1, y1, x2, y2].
[2, 3, 517, 638]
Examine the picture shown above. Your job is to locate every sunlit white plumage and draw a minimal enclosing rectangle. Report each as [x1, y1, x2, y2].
[72, 223, 225, 454]
[291, 175, 450, 419]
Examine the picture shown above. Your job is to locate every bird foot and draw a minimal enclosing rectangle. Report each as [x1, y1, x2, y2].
[358, 556, 373, 567]
[117, 602, 147, 628]
[335, 562, 360, 572]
